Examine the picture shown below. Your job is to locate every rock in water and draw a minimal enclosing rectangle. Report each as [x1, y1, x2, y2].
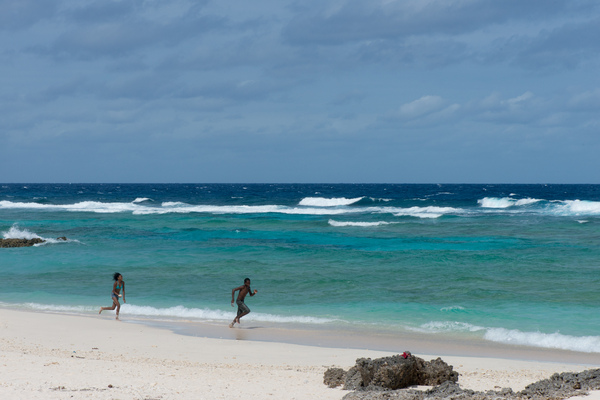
[0, 238, 45, 248]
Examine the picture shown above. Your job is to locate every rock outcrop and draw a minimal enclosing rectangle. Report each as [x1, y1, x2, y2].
[520, 368, 600, 399]
[0, 238, 45, 247]
[324, 353, 457, 391]
[325, 355, 600, 400]
[0, 237, 68, 247]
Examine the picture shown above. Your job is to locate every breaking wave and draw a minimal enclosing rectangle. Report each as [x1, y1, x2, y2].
[0, 199, 456, 217]
[413, 321, 600, 353]
[393, 206, 460, 219]
[478, 197, 542, 208]
[484, 327, 600, 353]
[2, 225, 43, 240]
[3, 197, 600, 218]
[1, 224, 77, 245]
[478, 197, 600, 216]
[20, 302, 337, 325]
[329, 220, 392, 227]
[133, 197, 153, 203]
[298, 197, 364, 207]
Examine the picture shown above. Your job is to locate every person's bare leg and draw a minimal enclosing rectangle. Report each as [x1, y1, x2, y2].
[99, 303, 117, 314]
[236, 311, 249, 324]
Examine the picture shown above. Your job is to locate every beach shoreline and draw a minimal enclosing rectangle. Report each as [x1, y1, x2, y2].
[1, 308, 599, 400]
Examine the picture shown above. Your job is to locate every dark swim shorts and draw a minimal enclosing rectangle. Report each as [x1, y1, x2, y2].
[236, 300, 250, 316]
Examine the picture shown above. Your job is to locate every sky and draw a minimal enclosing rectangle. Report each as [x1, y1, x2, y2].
[1, 0, 599, 184]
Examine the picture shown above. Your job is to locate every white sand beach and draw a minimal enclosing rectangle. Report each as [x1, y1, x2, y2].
[1, 308, 598, 400]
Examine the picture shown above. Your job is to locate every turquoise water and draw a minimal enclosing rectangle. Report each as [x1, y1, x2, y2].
[1, 184, 599, 352]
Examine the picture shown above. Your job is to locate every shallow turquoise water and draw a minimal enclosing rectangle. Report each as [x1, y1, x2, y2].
[1, 184, 599, 353]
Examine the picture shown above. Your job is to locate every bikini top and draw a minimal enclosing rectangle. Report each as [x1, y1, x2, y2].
[115, 285, 122, 290]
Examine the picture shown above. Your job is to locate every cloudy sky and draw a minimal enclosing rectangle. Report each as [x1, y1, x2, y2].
[1, 0, 599, 183]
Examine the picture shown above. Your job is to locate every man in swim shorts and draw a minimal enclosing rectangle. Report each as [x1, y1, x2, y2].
[229, 278, 257, 328]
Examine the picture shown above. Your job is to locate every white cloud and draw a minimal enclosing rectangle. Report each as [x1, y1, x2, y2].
[507, 91, 534, 105]
[397, 95, 459, 122]
[399, 95, 445, 118]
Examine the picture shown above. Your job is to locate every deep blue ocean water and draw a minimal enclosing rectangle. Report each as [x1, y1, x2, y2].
[1, 183, 599, 353]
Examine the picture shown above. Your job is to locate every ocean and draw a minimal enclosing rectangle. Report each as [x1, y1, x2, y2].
[1, 183, 599, 353]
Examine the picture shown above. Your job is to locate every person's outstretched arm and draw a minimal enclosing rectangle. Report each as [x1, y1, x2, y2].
[231, 286, 242, 306]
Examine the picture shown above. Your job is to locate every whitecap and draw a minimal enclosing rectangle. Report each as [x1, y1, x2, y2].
[299, 197, 364, 207]
[478, 197, 515, 208]
[328, 220, 391, 227]
[561, 200, 600, 215]
[393, 206, 459, 219]
[514, 198, 541, 206]
[478, 197, 542, 209]
[133, 197, 152, 203]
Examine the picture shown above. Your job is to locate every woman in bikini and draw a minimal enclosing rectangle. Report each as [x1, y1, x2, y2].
[99, 272, 126, 319]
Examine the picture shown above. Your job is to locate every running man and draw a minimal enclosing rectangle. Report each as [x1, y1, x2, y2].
[229, 278, 257, 328]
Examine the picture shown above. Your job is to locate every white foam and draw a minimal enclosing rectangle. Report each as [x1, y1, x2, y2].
[414, 321, 486, 333]
[3, 197, 599, 218]
[484, 327, 600, 353]
[135, 204, 362, 216]
[121, 304, 233, 320]
[0, 199, 464, 218]
[1, 224, 79, 245]
[514, 198, 541, 206]
[328, 220, 391, 227]
[247, 312, 338, 324]
[23, 303, 94, 313]
[559, 200, 600, 215]
[64, 201, 139, 213]
[477, 197, 600, 217]
[478, 197, 515, 208]
[122, 304, 337, 324]
[21, 302, 337, 325]
[2, 225, 43, 240]
[161, 201, 187, 207]
[478, 197, 542, 209]
[0, 200, 49, 209]
[414, 320, 600, 353]
[393, 206, 460, 219]
[299, 197, 364, 207]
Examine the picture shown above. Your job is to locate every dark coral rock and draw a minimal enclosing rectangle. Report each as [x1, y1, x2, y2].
[324, 367, 346, 388]
[0, 238, 45, 248]
[326, 353, 457, 392]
